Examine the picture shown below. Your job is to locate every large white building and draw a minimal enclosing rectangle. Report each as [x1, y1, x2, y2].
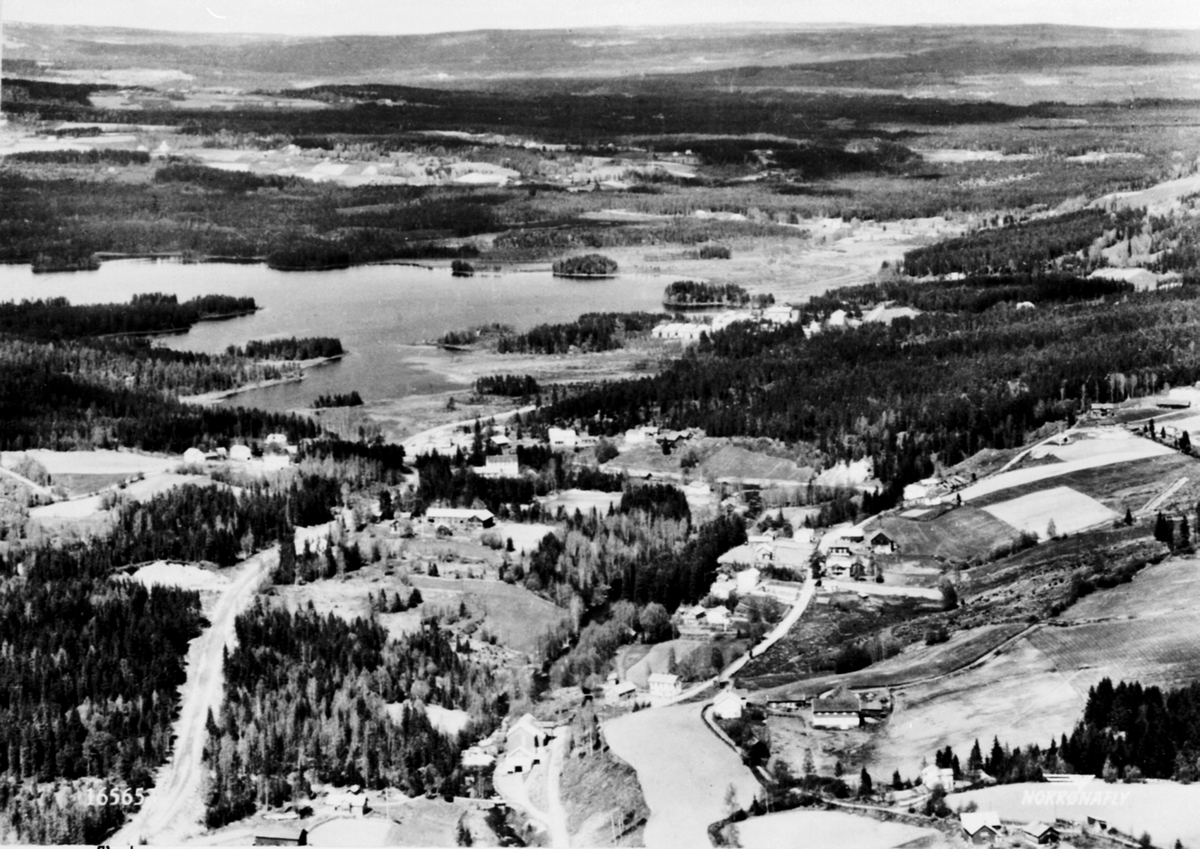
[648, 672, 682, 700]
[810, 692, 861, 730]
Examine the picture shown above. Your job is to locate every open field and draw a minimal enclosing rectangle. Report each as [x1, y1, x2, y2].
[1028, 618, 1200, 689]
[1061, 556, 1200, 622]
[967, 452, 1196, 513]
[949, 781, 1200, 849]
[605, 438, 814, 485]
[2, 449, 179, 477]
[864, 637, 1088, 780]
[307, 815, 408, 847]
[865, 507, 1019, 562]
[755, 623, 1029, 696]
[274, 562, 567, 656]
[981, 485, 1118, 537]
[605, 702, 760, 849]
[958, 434, 1176, 503]
[537, 490, 622, 519]
[733, 809, 948, 849]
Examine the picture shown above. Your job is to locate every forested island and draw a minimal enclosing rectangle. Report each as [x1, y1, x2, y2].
[551, 253, 619, 278]
[226, 336, 344, 361]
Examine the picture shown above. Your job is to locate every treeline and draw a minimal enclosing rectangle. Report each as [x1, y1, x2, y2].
[805, 273, 1133, 317]
[0, 335, 292, 397]
[552, 254, 618, 277]
[0, 294, 256, 341]
[663, 280, 750, 307]
[154, 162, 302, 192]
[227, 336, 344, 360]
[0, 359, 320, 453]
[105, 481, 342, 569]
[412, 448, 622, 521]
[937, 676, 1200, 789]
[540, 286, 1200, 497]
[6, 149, 150, 166]
[475, 374, 540, 397]
[205, 604, 502, 827]
[265, 234, 479, 270]
[495, 312, 665, 355]
[900, 208, 1139, 277]
[1064, 677, 1200, 781]
[314, 391, 363, 408]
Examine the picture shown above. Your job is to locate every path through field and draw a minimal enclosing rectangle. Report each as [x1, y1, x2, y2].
[111, 547, 277, 846]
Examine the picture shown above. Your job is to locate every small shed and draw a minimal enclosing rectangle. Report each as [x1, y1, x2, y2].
[1019, 822, 1059, 844]
[960, 811, 1002, 844]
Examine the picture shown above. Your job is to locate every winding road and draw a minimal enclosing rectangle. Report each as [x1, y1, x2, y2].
[111, 547, 277, 846]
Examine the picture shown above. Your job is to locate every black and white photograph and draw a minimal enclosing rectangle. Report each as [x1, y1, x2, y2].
[1, 1, 1199, 846]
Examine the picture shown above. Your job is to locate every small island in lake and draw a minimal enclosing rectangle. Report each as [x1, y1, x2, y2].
[451, 259, 476, 277]
[552, 253, 618, 278]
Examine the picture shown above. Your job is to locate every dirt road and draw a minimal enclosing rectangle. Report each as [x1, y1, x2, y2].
[112, 547, 277, 845]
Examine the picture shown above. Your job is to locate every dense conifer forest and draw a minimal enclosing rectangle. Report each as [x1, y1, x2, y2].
[205, 605, 503, 827]
[542, 283, 1200, 505]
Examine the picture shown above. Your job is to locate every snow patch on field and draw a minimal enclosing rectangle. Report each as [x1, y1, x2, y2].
[123, 561, 231, 591]
[982, 486, 1118, 537]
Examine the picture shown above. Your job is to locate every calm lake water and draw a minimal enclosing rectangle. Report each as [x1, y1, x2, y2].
[0, 259, 667, 411]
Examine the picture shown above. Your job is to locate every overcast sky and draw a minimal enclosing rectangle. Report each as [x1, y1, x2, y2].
[6, 0, 1199, 36]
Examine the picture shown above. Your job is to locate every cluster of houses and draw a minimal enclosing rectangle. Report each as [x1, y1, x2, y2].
[499, 713, 552, 774]
[651, 305, 800, 346]
[902, 474, 969, 505]
[182, 433, 296, 470]
[959, 811, 1061, 845]
[600, 669, 684, 708]
[821, 527, 897, 578]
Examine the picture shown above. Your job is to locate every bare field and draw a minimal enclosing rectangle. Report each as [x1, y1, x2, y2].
[734, 809, 948, 849]
[959, 435, 1175, 503]
[1029, 618, 1200, 689]
[981, 485, 1118, 537]
[605, 702, 760, 849]
[865, 638, 1090, 780]
[968, 452, 1195, 513]
[2, 449, 178, 477]
[1061, 556, 1200, 622]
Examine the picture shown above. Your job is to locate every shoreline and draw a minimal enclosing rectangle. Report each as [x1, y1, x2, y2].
[178, 354, 342, 405]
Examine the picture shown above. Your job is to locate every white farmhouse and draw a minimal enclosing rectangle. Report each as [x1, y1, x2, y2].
[648, 672, 682, 700]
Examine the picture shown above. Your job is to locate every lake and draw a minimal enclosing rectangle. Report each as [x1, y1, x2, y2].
[0, 259, 668, 411]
